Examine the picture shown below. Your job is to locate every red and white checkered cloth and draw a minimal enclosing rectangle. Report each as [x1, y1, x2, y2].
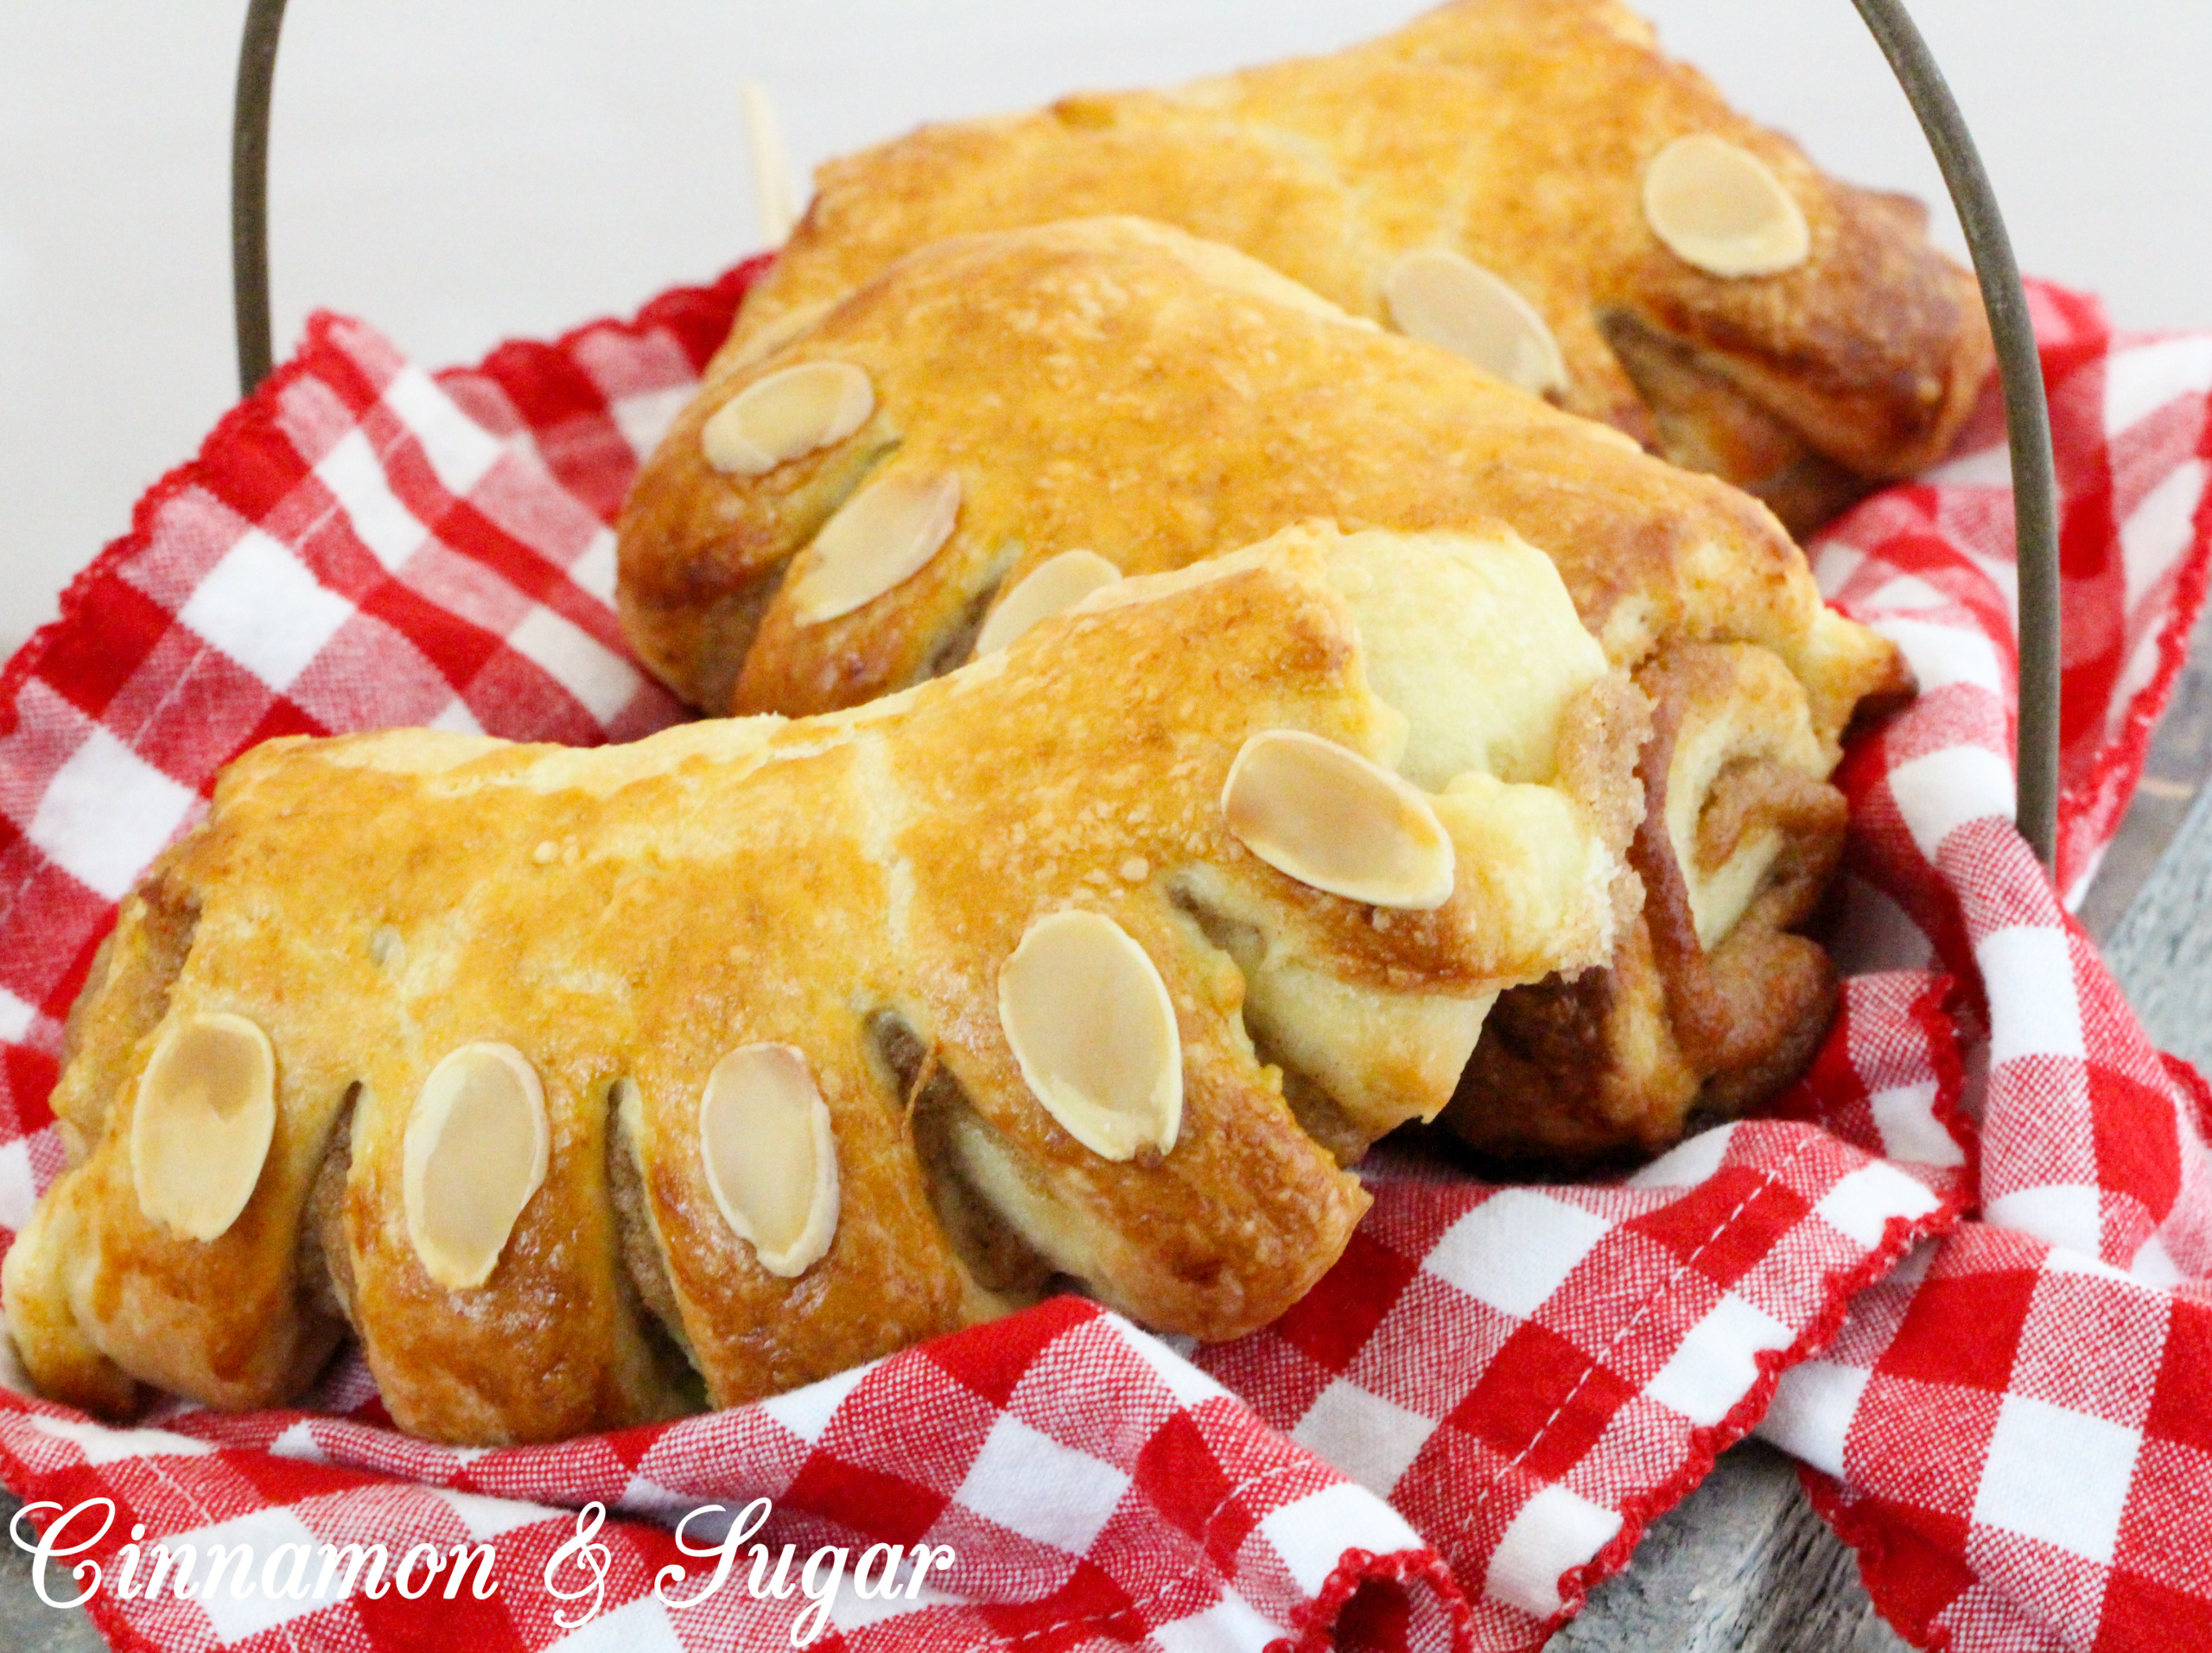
[1754, 290, 2212, 1653]
[0, 264, 2203, 1653]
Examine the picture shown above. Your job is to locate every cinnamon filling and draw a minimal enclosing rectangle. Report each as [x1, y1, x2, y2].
[1629, 649, 1846, 1089]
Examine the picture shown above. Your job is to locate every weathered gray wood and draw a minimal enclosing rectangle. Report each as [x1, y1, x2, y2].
[1555, 1443, 1907, 1653]
[2102, 776, 2212, 1068]
[2076, 599, 2212, 941]
[0, 1494, 106, 1653]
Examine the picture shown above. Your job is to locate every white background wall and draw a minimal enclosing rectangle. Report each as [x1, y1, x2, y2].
[4, 1, 2209, 658]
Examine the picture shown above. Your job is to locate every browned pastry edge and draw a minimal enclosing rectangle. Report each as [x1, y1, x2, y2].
[1598, 308, 1882, 540]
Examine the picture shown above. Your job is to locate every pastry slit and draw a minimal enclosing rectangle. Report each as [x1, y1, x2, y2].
[605, 1077, 699, 1369]
[921, 553, 1013, 679]
[56, 874, 200, 1161]
[1634, 740, 1840, 1082]
[696, 437, 904, 715]
[1165, 881, 1370, 1167]
[297, 1082, 359, 1326]
[867, 1010, 1055, 1301]
[1595, 307, 1873, 539]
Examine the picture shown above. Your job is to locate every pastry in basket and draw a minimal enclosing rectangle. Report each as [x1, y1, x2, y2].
[727, 0, 1990, 537]
[617, 216, 1909, 1160]
[3, 524, 1644, 1445]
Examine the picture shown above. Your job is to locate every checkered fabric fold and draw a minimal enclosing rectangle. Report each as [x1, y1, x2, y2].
[0, 266, 2203, 1653]
[1755, 289, 2212, 1653]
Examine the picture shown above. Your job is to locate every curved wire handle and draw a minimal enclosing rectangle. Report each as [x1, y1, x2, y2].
[1852, 0, 2061, 867]
[229, 0, 2063, 868]
[231, 0, 287, 396]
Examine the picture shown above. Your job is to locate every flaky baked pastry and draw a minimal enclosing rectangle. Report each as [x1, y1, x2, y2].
[726, 0, 1992, 537]
[617, 216, 1907, 1157]
[4, 525, 1643, 1444]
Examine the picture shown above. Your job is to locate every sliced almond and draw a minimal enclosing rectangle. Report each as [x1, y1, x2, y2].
[403, 1043, 550, 1291]
[787, 470, 962, 626]
[998, 911, 1182, 1160]
[1642, 135, 1810, 278]
[1221, 730, 1456, 910]
[697, 1043, 839, 1277]
[130, 1013, 276, 1242]
[701, 360, 875, 476]
[1382, 250, 1567, 396]
[973, 550, 1124, 658]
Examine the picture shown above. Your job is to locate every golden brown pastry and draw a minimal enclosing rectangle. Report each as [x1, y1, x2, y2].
[726, 0, 1992, 536]
[3, 525, 1643, 1444]
[617, 217, 1907, 1156]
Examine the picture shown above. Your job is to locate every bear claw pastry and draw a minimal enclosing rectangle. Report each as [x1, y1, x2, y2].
[725, 0, 1993, 535]
[4, 524, 1643, 1444]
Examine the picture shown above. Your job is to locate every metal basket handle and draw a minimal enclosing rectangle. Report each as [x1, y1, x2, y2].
[227, 0, 2063, 869]
[1850, 0, 2061, 871]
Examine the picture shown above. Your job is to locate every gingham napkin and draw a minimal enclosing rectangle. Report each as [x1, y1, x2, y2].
[0, 264, 2203, 1653]
[1755, 290, 2212, 1653]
